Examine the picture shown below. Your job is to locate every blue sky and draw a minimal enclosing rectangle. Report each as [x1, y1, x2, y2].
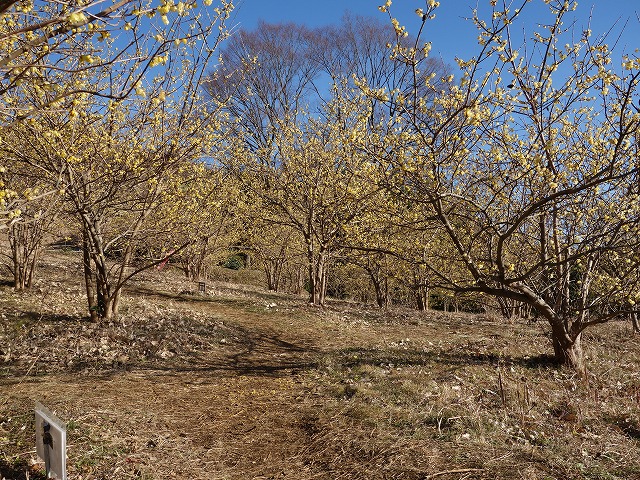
[228, 0, 639, 65]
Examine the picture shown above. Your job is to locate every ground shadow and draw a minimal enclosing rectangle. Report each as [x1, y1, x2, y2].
[127, 284, 301, 308]
[0, 457, 47, 480]
[21, 311, 87, 323]
[331, 346, 560, 371]
[614, 417, 640, 440]
[126, 321, 320, 379]
[2, 325, 560, 382]
[48, 238, 81, 251]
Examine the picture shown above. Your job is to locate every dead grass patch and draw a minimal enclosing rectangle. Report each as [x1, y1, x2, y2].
[2, 249, 640, 479]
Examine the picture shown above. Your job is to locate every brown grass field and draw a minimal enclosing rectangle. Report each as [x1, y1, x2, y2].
[2, 249, 640, 479]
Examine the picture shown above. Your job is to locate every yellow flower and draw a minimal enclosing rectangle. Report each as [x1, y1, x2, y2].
[67, 11, 87, 26]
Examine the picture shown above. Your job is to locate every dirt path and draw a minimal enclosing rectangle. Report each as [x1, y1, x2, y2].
[2, 288, 328, 478]
[3, 278, 463, 479]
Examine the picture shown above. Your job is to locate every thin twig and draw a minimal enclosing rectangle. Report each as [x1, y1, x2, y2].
[426, 468, 485, 479]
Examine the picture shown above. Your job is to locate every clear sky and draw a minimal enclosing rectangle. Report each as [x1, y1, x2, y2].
[227, 0, 639, 65]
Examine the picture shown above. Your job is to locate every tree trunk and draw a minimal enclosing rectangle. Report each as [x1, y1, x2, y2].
[416, 291, 425, 311]
[102, 297, 115, 320]
[109, 242, 135, 320]
[82, 218, 115, 321]
[182, 256, 195, 280]
[373, 277, 386, 308]
[551, 327, 585, 375]
[307, 242, 316, 303]
[26, 245, 39, 288]
[294, 265, 304, 295]
[8, 222, 41, 290]
[632, 312, 640, 334]
[264, 258, 284, 292]
[82, 230, 100, 322]
[415, 285, 429, 311]
[497, 297, 514, 319]
[265, 262, 276, 291]
[316, 255, 328, 305]
[368, 266, 389, 309]
[306, 240, 328, 306]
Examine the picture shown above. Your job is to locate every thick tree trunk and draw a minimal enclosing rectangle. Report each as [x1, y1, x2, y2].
[82, 218, 115, 321]
[513, 282, 587, 375]
[309, 264, 327, 305]
[551, 327, 585, 375]
[102, 297, 115, 321]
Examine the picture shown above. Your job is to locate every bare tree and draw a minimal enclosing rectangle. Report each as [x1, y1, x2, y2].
[205, 21, 322, 155]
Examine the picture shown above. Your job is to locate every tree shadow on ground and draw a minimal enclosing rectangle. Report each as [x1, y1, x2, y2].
[21, 311, 87, 323]
[2, 325, 560, 383]
[0, 457, 47, 480]
[120, 340, 558, 383]
[332, 347, 560, 371]
[126, 284, 289, 308]
[127, 321, 321, 379]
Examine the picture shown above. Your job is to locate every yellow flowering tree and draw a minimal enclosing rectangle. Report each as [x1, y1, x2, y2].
[210, 16, 452, 304]
[0, 2, 233, 319]
[0, 0, 234, 229]
[0, 163, 61, 289]
[226, 90, 383, 305]
[240, 191, 307, 293]
[150, 162, 244, 281]
[369, 0, 640, 373]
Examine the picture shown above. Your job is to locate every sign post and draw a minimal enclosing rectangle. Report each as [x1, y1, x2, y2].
[35, 402, 67, 480]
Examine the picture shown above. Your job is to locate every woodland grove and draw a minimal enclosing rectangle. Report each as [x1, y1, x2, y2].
[1, 0, 640, 375]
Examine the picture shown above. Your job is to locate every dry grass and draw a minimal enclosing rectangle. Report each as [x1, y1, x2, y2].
[2, 249, 640, 479]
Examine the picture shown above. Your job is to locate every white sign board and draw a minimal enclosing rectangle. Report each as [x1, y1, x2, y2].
[35, 402, 67, 480]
